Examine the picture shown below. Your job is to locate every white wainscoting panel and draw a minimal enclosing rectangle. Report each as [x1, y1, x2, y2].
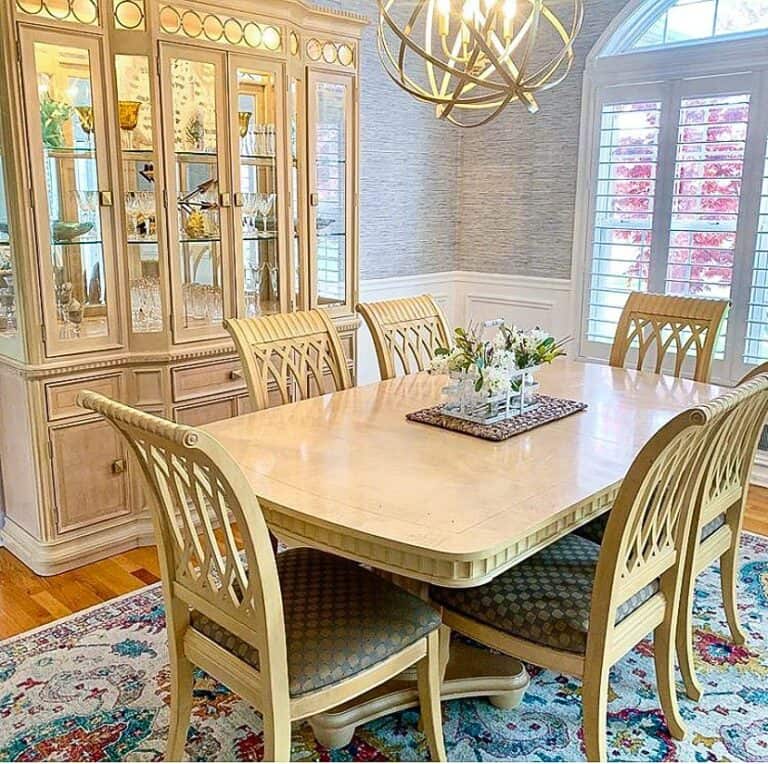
[357, 271, 573, 383]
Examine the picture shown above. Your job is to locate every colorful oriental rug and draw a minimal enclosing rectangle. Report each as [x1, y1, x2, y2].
[2, 533, 768, 761]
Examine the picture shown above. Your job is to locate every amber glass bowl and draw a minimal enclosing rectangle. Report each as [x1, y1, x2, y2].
[118, 100, 142, 131]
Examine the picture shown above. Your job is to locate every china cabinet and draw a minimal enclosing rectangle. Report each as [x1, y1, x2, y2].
[0, 0, 364, 573]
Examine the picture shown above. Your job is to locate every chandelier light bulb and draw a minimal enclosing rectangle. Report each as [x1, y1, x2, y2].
[377, 0, 584, 127]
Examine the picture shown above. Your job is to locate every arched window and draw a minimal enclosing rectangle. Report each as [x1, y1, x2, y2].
[573, 0, 768, 382]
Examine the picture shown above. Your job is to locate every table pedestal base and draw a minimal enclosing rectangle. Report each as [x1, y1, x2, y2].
[308, 640, 530, 749]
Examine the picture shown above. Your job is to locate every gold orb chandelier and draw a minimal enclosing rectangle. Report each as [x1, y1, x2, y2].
[377, 0, 584, 127]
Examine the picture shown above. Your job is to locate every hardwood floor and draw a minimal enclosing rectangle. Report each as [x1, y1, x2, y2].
[1, 486, 768, 640]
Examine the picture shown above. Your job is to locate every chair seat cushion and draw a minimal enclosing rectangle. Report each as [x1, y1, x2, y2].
[190, 547, 440, 697]
[576, 511, 726, 545]
[701, 513, 726, 540]
[431, 533, 657, 655]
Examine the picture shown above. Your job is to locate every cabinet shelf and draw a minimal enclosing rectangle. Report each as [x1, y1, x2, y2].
[243, 233, 278, 241]
[52, 238, 103, 246]
[122, 148, 155, 157]
[174, 150, 217, 160]
[240, 153, 277, 163]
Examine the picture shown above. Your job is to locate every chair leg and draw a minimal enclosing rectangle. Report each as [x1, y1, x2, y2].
[675, 553, 702, 702]
[654, 618, 686, 741]
[417, 630, 447, 762]
[581, 664, 608, 762]
[166, 654, 195, 761]
[721, 527, 746, 646]
[262, 707, 292, 762]
[165, 597, 194, 762]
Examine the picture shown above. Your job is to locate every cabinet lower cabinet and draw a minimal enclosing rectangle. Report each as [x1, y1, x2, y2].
[50, 418, 131, 534]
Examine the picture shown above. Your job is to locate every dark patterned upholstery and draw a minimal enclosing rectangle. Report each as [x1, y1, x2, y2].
[576, 511, 727, 545]
[574, 513, 609, 544]
[701, 513, 726, 540]
[431, 533, 658, 654]
[190, 547, 440, 697]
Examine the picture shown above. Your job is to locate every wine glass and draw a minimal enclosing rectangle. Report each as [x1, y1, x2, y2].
[246, 257, 263, 317]
[257, 192, 275, 233]
[75, 190, 99, 228]
[241, 192, 259, 234]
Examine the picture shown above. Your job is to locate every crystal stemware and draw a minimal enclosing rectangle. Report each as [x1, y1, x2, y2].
[257, 192, 275, 233]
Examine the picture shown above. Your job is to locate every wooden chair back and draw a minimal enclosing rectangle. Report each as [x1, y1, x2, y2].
[225, 309, 352, 411]
[75, 390, 290, 697]
[698, 375, 768, 523]
[587, 377, 768, 657]
[356, 295, 450, 380]
[609, 291, 728, 383]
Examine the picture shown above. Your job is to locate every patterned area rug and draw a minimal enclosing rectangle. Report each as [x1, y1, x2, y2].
[2, 533, 768, 762]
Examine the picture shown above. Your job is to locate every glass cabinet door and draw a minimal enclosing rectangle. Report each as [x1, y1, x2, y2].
[308, 71, 354, 313]
[22, 31, 120, 354]
[161, 47, 230, 342]
[115, 54, 164, 335]
[229, 58, 286, 318]
[0, 124, 18, 346]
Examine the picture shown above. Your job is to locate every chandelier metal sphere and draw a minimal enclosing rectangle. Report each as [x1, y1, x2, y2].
[377, 0, 584, 127]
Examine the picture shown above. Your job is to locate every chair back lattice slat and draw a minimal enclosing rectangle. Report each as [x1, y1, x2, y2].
[589, 374, 768, 636]
[609, 292, 729, 383]
[225, 310, 352, 411]
[75, 390, 287, 662]
[357, 295, 451, 380]
[699, 372, 768, 519]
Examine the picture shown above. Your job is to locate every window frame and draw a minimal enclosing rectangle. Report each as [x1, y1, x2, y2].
[571, 18, 768, 384]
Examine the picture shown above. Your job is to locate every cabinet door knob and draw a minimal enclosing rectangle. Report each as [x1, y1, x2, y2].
[100, 191, 113, 207]
[220, 192, 232, 207]
[230, 369, 243, 380]
[310, 192, 319, 207]
[233, 192, 244, 208]
[111, 458, 126, 475]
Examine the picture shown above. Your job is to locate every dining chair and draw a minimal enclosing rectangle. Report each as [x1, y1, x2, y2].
[676, 372, 768, 701]
[76, 390, 446, 762]
[224, 309, 352, 411]
[609, 291, 729, 383]
[431, 386, 745, 762]
[356, 294, 450, 380]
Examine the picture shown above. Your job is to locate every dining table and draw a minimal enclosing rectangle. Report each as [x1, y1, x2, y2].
[202, 358, 725, 748]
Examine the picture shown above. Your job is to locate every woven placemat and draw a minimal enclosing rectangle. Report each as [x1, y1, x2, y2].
[406, 394, 588, 442]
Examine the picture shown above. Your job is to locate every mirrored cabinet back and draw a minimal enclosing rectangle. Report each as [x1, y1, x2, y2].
[0, 0, 364, 574]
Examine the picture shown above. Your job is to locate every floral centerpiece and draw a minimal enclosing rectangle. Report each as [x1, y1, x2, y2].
[430, 321, 568, 424]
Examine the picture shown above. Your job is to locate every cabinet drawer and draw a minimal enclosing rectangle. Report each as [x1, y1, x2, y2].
[46, 373, 122, 422]
[50, 419, 130, 534]
[171, 359, 244, 402]
[174, 397, 238, 427]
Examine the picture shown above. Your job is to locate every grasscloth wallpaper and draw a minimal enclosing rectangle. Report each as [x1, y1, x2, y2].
[342, 0, 461, 279]
[342, 0, 631, 280]
[456, 0, 630, 279]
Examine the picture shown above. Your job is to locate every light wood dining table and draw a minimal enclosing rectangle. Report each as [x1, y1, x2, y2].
[203, 359, 725, 747]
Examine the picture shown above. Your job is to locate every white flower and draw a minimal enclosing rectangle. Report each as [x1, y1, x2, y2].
[429, 355, 449, 374]
[484, 366, 511, 395]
